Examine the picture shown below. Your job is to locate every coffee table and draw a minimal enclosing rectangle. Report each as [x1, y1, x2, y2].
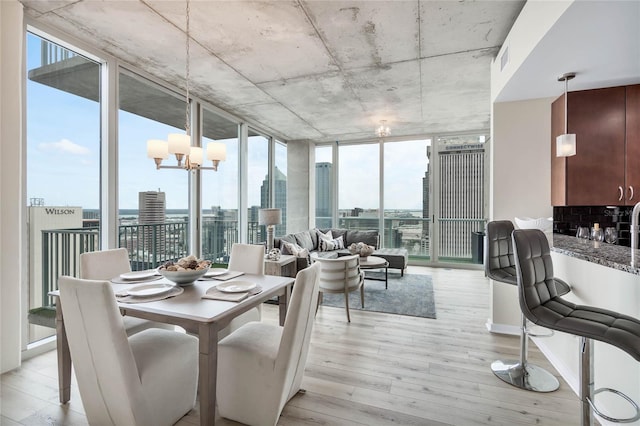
[359, 255, 389, 289]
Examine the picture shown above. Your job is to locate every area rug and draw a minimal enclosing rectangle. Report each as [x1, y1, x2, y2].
[320, 272, 436, 319]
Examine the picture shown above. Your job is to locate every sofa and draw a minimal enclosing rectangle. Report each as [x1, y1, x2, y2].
[274, 228, 408, 276]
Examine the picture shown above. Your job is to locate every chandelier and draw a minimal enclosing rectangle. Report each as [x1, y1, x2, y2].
[146, 0, 226, 171]
[375, 120, 390, 138]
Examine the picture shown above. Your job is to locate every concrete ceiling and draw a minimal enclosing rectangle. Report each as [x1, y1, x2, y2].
[20, 0, 525, 143]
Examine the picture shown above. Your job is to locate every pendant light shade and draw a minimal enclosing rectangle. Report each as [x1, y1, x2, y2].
[556, 72, 577, 157]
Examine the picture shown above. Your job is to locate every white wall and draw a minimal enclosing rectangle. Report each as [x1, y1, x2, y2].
[1, 0, 24, 373]
[488, 97, 554, 331]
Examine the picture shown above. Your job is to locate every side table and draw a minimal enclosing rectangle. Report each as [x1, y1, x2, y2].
[264, 254, 297, 278]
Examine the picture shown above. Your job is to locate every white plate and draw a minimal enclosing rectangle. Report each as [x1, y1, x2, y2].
[119, 270, 158, 280]
[216, 281, 256, 293]
[126, 283, 175, 297]
[204, 268, 228, 277]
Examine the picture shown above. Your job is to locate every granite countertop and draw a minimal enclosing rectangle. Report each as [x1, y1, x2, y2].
[551, 233, 640, 275]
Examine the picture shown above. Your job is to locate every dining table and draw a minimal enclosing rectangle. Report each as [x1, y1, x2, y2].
[51, 272, 295, 426]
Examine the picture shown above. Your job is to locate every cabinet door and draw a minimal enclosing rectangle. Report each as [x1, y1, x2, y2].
[626, 85, 640, 205]
[566, 87, 626, 206]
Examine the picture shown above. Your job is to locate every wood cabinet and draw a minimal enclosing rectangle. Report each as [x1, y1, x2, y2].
[551, 85, 635, 206]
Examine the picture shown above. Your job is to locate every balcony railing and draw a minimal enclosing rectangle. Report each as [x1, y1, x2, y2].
[325, 216, 485, 262]
[35, 217, 485, 316]
[37, 220, 249, 311]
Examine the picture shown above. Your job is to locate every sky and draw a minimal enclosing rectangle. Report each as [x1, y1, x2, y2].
[27, 32, 436, 213]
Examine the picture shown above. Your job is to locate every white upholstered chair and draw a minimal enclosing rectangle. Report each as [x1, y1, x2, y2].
[313, 254, 364, 322]
[79, 248, 173, 335]
[58, 276, 198, 426]
[216, 262, 321, 426]
[218, 243, 265, 339]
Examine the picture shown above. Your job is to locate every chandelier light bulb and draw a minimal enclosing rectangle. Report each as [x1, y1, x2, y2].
[376, 120, 390, 138]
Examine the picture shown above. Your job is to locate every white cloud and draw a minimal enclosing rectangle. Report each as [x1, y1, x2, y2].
[38, 139, 90, 156]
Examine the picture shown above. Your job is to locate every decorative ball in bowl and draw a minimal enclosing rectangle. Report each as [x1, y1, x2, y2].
[347, 242, 375, 258]
[359, 245, 375, 257]
[158, 255, 210, 286]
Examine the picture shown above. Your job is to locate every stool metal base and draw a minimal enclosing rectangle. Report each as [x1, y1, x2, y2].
[491, 360, 560, 392]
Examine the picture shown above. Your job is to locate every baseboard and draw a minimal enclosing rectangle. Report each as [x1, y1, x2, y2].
[485, 319, 520, 336]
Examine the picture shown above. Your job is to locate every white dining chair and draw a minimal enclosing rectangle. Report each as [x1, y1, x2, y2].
[58, 276, 198, 426]
[79, 248, 173, 334]
[216, 262, 321, 426]
[218, 243, 266, 339]
[313, 254, 364, 322]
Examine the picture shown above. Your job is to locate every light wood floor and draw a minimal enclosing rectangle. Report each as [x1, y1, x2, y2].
[1, 266, 583, 425]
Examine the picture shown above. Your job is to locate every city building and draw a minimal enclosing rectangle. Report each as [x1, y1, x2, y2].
[315, 162, 332, 228]
[138, 191, 167, 261]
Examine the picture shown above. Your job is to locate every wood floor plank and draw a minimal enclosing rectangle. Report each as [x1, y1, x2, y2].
[1, 266, 586, 425]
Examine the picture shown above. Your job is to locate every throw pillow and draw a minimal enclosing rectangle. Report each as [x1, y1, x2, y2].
[281, 241, 305, 257]
[318, 235, 345, 251]
[317, 229, 333, 242]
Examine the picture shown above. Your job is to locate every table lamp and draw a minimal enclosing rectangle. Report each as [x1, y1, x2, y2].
[259, 208, 281, 252]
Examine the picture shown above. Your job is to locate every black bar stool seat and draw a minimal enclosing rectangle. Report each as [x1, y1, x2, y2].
[513, 229, 640, 425]
[485, 220, 570, 392]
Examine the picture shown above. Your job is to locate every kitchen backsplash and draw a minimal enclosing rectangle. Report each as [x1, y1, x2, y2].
[553, 205, 635, 247]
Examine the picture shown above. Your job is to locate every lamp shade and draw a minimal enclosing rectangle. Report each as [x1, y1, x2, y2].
[206, 142, 227, 161]
[189, 146, 203, 165]
[258, 208, 281, 226]
[168, 133, 191, 155]
[556, 133, 576, 157]
[147, 139, 169, 159]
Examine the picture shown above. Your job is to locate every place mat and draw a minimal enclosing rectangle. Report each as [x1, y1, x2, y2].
[198, 270, 245, 281]
[116, 285, 183, 303]
[111, 275, 162, 285]
[202, 285, 262, 302]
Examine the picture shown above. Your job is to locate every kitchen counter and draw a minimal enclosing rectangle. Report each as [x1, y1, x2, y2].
[551, 233, 640, 276]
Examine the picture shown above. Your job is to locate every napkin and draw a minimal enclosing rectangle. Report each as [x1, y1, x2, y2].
[202, 288, 249, 302]
[116, 286, 184, 303]
[201, 285, 263, 302]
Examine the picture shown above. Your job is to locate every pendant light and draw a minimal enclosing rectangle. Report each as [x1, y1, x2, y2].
[556, 72, 577, 157]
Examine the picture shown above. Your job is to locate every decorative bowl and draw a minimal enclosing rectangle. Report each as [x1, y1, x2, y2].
[159, 268, 208, 286]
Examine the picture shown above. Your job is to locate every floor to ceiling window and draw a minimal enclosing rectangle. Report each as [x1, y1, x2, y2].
[383, 139, 432, 261]
[338, 142, 380, 231]
[315, 145, 333, 228]
[118, 70, 189, 269]
[201, 107, 239, 263]
[25, 32, 101, 345]
[316, 134, 486, 266]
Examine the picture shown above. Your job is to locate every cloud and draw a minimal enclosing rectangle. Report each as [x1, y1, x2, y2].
[38, 139, 90, 156]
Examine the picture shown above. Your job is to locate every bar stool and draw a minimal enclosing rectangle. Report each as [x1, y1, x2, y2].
[485, 220, 571, 392]
[512, 229, 640, 425]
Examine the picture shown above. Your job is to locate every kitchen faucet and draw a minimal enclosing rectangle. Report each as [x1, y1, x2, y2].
[631, 201, 640, 267]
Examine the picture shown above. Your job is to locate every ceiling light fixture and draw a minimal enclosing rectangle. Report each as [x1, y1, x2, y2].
[375, 120, 390, 138]
[146, 0, 226, 171]
[556, 72, 577, 157]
